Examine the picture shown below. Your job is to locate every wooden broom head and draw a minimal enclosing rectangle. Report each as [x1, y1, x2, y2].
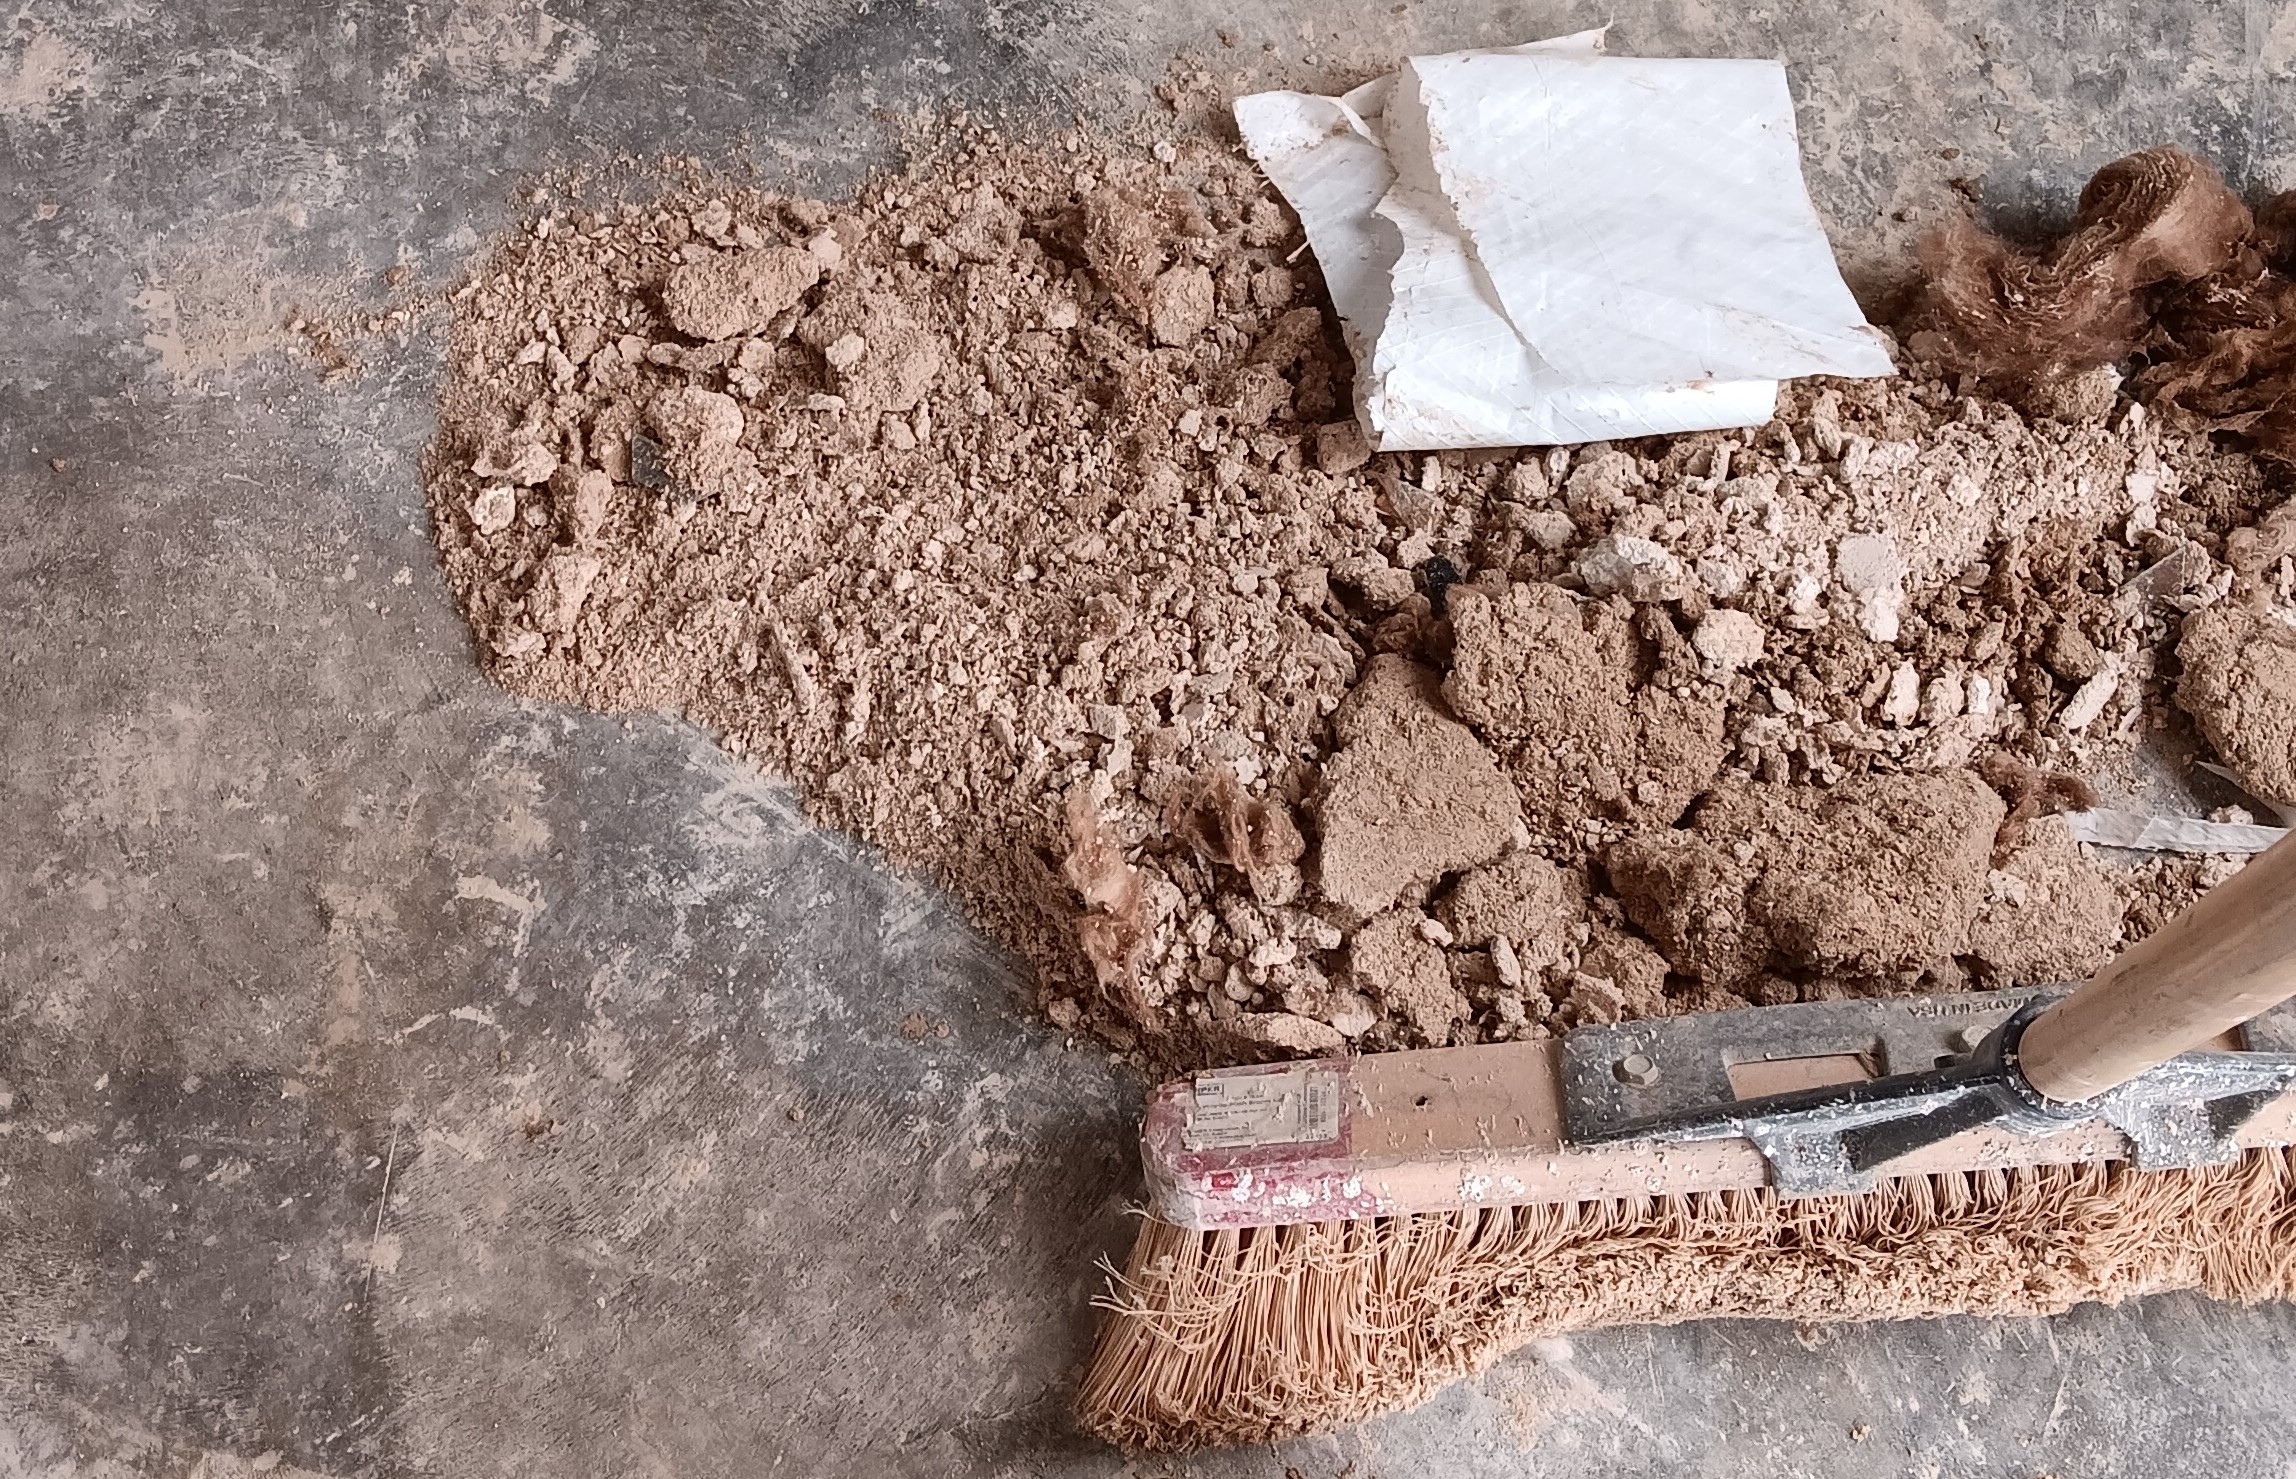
[1080, 1149, 2296, 1450]
[1087, 839, 2296, 1447]
[1141, 1027, 2296, 1233]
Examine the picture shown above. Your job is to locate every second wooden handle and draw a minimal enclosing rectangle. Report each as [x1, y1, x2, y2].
[2019, 832, 2296, 1102]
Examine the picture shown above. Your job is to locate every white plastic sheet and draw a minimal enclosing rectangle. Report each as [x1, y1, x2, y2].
[2063, 808, 2288, 855]
[1234, 32, 1893, 451]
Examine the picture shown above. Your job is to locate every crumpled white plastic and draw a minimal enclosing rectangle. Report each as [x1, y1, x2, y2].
[1233, 31, 1894, 451]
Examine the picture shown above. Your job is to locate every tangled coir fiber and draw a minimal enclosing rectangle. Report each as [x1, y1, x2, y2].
[2145, 247, 2296, 456]
[1917, 147, 2250, 383]
[1077, 1149, 2296, 1449]
[1917, 145, 2296, 462]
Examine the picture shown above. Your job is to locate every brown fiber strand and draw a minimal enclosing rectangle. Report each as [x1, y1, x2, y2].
[1913, 146, 2296, 464]
[1076, 1149, 2296, 1450]
[1916, 147, 2250, 383]
[2140, 270, 2296, 459]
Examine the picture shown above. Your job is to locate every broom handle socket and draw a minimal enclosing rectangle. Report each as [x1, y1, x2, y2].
[2020, 831, 2296, 1103]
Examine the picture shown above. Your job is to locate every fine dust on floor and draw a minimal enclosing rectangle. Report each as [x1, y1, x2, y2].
[418, 114, 2294, 1076]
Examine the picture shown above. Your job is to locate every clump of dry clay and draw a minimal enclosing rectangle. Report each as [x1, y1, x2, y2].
[1964, 817, 2123, 984]
[1436, 852, 1576, 966]
[526, 550, 602, 633]
[1347, 908, 1467, 1045]
[1148, 264, 1216, 346]
[1311, 656, 1522, 922]
[1606, 772, 2006, 993]
[661, 245, 820, 340]
[1569, 925, 1673, 1024]
[1444, 583, 1725, 833]
[795, 288, 942, 414]
[2177, 605, 2296, 804]
[1080, 182, 1205, 323]
[1690, 609, 1764, 672]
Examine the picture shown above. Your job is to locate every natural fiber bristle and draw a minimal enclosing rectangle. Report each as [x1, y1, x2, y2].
[1077, 1149, 2296, 1450]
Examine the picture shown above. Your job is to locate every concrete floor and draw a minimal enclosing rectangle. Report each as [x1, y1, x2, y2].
[10, 1, 2296, 1474]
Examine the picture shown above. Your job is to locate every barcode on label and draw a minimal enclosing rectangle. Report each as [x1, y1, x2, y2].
[1183, 1066, 1342, 1151]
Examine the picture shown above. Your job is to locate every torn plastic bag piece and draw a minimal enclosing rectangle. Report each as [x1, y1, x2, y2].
[2064, 808, 2288, 855]
[1233, 32, 1889, 451]
[1235, 32, 1780, 451]
[1394, 50, 1893, 386]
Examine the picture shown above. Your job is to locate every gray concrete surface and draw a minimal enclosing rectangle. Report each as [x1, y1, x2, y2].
[9, 1, 2296, 1475]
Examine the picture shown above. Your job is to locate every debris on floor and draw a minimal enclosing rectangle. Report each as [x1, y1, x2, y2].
[1963, 816, 2127, 982]
[1914, 147, 2251, 388]
[423, 125, 2296, 1071]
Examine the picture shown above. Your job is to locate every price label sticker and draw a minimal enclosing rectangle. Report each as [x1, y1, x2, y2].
[1183, 1066, 1341, 1151]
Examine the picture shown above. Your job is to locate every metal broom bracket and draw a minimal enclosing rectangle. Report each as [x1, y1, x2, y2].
[1562, 994, 2296, 1198]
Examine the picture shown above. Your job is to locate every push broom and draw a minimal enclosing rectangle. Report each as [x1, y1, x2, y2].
[1078, 833, 2296, 1449]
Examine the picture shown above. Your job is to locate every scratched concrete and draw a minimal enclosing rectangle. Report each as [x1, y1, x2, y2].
[8, 1, 2296, 1476]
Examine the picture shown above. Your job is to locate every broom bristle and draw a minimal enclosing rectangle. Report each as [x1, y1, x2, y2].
[1077, 1148, 2296, 1450]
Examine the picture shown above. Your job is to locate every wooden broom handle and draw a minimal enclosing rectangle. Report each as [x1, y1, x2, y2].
[2019, 832, 2296, 1102]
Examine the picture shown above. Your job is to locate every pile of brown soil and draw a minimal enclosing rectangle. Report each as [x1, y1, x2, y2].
[422, 124, 2295, 1072]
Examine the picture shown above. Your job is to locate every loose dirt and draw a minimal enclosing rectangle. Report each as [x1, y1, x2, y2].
[423, 123, 2295, 1071]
